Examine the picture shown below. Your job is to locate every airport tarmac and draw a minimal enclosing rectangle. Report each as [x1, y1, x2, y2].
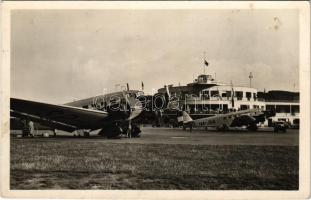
[12, 127, 299, 146]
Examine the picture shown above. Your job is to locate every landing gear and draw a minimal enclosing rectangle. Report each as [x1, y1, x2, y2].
[127, 123, 132, 138]
[99, 124, 122, 139]
[124, 124, 141, 138]
[216, 124, 229, 131]
[21, 120, 34, 137]
[98, 122, 141, 139]
[76, 129, 91, 137]
[83, 130, 90, 137]
[21, 129, 30, 137]
[131, 124, 141, 138]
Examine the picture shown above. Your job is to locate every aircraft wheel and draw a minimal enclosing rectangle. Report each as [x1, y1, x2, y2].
[99, 126, 122, 139]
[131, 125, 141, 138]
[83, 131, 90, 137]
[222, 124, 229, 131]
[53, 129, 57, 137]
[22, 130, 29, 137]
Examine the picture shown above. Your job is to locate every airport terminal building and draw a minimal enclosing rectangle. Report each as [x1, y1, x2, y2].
[157, 74, 299, 127]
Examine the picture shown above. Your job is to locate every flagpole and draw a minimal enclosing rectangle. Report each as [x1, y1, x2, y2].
[204, 51, 206, 75]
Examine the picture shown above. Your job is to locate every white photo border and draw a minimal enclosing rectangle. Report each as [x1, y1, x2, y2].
[1, 1, 310, 199]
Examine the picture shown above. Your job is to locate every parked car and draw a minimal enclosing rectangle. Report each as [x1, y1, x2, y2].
[273, 121, 287, 133]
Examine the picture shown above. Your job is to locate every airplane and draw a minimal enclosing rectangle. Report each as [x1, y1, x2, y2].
[10, 87, 169, 139]
[179, 108, 272, 131]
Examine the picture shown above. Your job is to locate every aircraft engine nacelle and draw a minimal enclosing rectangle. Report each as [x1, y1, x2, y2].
[152, 93, 169, 111]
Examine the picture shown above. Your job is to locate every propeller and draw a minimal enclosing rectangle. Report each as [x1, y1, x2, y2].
[121, 90, 132, 138]
[123, 87, 143, 136]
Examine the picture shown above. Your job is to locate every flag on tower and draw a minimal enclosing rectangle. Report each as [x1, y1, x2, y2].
[204, 60, 209, 67]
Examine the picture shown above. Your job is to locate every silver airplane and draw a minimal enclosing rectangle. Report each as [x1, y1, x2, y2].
[11, 88, 168, 138]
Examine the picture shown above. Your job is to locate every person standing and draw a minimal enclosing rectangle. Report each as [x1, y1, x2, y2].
[28, 121, 34, 137]
[189, 122, 193, 133]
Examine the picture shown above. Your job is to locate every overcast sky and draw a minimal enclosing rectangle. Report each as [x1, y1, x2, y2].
[11, 9, 299, 104]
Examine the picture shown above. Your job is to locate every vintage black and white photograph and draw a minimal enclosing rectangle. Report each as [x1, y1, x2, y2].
[1, 1, 310, 199]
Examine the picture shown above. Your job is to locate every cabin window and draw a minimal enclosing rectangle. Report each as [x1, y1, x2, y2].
[210, 104, 220, 111]
[202, 91, 209, 95]
[246, 92, 252, 101]
[240, 105, 249, 110]
[222, 104, 228, 112]
[226, 91, 232, 100]
[291, 105, 299, 113]
[211, 91, 219, 97]
[82, 105, 88, 109]
[276, 105, 290, 113]
[253, 93, 257, 100]
[293, 119, 299, 125]
[266, 105, 275, 111]
[221, 93, 227, 98]
[235, 91, 243, 100]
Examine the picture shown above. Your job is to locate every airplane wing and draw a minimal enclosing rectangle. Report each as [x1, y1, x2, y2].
[11, 111, 77, 132]
[11, 98, 110, 131]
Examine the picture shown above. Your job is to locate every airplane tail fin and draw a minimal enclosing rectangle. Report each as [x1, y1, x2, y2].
[182, 111, 193, 124]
